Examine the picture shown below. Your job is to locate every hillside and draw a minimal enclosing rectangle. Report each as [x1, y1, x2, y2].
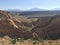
[0, 10, 34, 39]
[0, 10, 60, 40]
[32, 15, 60, 39]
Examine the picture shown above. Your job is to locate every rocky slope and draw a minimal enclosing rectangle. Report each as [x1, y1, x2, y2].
[0, 10, 60, 40]
[0, 10, 33, 39]
[32, 15, 60, 39]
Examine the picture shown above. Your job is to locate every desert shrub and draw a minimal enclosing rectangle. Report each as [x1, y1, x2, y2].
[11, 38, 17, 44]
[30, 32, 44, 42]
[16, 38, 24, 43]
[11, 38, 24, 44]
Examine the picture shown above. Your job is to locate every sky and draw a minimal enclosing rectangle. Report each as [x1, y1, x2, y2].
[0, 0, 60, 10]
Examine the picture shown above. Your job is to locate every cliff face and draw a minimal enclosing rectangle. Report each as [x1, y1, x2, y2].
[0, 10, 33, 39]
[0, 10, 17, 37]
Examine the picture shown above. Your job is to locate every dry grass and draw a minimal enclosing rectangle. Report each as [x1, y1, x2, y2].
[0, 36, 60, 45]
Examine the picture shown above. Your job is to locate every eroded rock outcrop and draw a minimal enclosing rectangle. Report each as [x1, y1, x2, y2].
[0, 10, 33, 39]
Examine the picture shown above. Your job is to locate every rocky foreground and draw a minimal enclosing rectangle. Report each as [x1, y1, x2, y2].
[0, 36, 60, 45]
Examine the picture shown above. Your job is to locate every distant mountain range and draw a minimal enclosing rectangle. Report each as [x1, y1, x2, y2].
[4, 8, 60, 17]
[51, 8, 60, 10]
[26, 8, 46, 11]
[5, 8, 47, 12]
[5, 9, 23, 12]
[5, 8, 60, 12]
